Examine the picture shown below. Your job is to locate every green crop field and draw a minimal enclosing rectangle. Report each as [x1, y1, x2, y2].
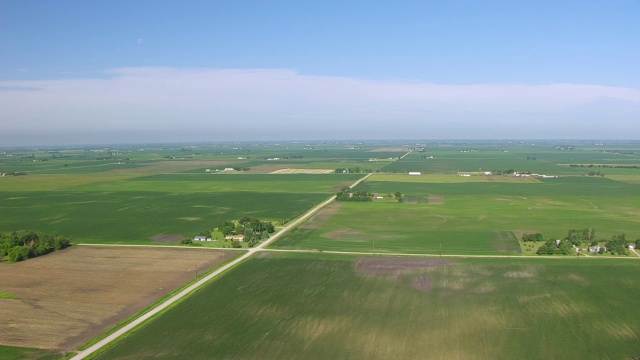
[86, 174, 362, 193]
[94, 254, 640, 360]
[1, 142, 367, 245]
[0, 345, 58, 360]
[0, 191, 331, 244]
[381, 142, 640, 176]
[2, 141, 640, 359]
[272, 202, 520, 254]
[272, 175, 640, 254]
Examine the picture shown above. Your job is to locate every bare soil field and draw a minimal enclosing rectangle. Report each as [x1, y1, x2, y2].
[0, 246, 235, 352]
[299, 202, 343, 230]
[427, 195, 445, 204]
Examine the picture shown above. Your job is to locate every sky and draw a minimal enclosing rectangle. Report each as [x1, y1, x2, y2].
[1, 0, 639, 145]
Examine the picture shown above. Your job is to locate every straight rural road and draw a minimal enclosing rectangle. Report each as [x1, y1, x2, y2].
[70, 173, 370, 359]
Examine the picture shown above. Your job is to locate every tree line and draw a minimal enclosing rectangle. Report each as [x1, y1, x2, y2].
[188, 217, 276, 248]
[336, 187, 373, 201]
[335, 166, 374, 174]
[522, 228, 639, 255]
[0, 231, 72, 262]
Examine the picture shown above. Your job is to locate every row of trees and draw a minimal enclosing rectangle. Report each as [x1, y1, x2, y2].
[217, 217, 275, 236]
[536, 239, 575, 255]
[336, 187, 373, 201]
[334, 166, 374, 174]
[570, 164, 640, 169]
[522, 233, 543, 242]
[0, 231, 72, 262]
[607, 234, 631, 255]
[522, 229, 639, 256]
[218, 217, 276, 247]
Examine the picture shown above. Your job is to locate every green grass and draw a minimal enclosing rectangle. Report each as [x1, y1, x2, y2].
[0, 345, 59, 360]
[93, 254, 640, 360]
[0, 292, 19, 300]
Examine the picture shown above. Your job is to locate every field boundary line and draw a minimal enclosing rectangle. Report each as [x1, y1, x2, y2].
[70, 174, 370, 360]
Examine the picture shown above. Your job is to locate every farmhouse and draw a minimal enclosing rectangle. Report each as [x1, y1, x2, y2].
[225, 234, 245, 241]
[408, 172, 421, 175]
[223, 168, 235, 171]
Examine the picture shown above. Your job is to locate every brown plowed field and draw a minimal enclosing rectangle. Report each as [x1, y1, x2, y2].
[0, 246, 236, 352]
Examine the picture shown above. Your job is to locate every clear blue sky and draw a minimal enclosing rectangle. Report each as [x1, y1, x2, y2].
[1, 0, 639, 145]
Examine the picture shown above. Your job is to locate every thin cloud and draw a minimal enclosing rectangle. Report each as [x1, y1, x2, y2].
[0, 67, 638, 144]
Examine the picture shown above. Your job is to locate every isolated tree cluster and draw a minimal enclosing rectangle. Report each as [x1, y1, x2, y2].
[336, 187, 373, 201]
[0, 230, 71, 262]
[334, 166, 374, 174]
[522, 228, 638, 256]
[211, 217, 275, 247]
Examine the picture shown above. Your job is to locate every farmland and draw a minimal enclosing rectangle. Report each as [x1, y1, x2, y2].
[272, 175, 640, 254]
[0, 173, 361, 245]
[1, 140, 640, 359]
[0, 345, 57, 360]
[0, 142, 384, 245]
[95, 253, 640, 360]
[0, 246, 238, 352]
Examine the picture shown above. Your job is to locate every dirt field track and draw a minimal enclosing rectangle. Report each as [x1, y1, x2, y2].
[0, 246, 235, 352]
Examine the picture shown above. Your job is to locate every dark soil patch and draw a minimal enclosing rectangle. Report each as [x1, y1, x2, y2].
[354, 257, 453, 276]
[323, 229, 361, 240]
[151, 234, 184, 243]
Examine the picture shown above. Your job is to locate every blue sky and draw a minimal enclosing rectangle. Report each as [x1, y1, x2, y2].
[1, 0, 639, 145]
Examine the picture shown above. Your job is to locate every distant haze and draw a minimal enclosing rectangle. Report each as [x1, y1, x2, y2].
[1, 67, 639, 146]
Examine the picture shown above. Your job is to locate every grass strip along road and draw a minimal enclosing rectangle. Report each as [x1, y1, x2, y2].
[70, 173, 371, 359]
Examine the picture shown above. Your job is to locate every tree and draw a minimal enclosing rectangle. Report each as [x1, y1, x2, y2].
[217, 221, 235, 236]
[522, 233, 543, 242]
[1, 231, 71, 262]
[606, 233, 628, 255]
